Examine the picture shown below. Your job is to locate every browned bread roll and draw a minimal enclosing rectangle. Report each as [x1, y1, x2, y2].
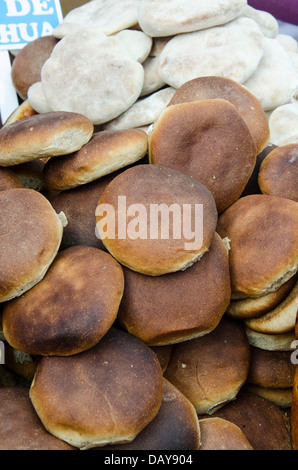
[3, 246, 124, 356]
[29, 327, 163, 449]
[0, 188, 65, 302]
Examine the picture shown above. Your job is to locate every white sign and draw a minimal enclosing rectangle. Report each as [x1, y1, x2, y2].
[0, 0, 62, 124]
[0, 0, 63, 50]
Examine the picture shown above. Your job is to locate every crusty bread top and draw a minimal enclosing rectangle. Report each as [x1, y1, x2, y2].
[217, 194, 298, 297]
[96, 164, 218, 276]
[0, 111, 94, 166]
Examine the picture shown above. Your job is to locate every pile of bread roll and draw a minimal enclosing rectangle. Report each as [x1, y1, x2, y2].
[0, 0, 297, 451]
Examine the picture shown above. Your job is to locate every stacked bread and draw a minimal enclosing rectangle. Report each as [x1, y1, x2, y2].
[0, 0, 297, 451]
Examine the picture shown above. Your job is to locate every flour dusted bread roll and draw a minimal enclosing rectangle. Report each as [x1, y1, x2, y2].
[0, 188, 65, 302]
[149, 99, 257, 213]
[96, 164, 217, 276]
[217, 194, 298, 298]
[0, 388, 75, 450]
[3, 246, 124, 356]
[164, 318, 250, 415]
[29, 327, 163, 449]
[0, 111, 94, 166]
[138, 0, 247, 37]
[168, 76, 269, 155]
[117, 233, 231, 345]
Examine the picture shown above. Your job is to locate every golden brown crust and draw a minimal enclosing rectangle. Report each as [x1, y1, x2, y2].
[43, 129, 148, 191]
[29, 327, 163, 449]
[168, 76, 270, 154]
[226, 275, 297, 320]
[0, 188, 63, 302]
[11, 36, 59, 100]
[96, 379, 201, 450]
[149, 99, 257, 213]
[0, 111, 94, 166]
[213, 388, 293, 450]
[258, 143, 298, 202]
[0, 388, 75, 450]
[117, 233, 231, 345]
[3, 246, 124, 356]
[164, 318, 250, 415]
[199, 417, 253, 450]
[217, 194, 298, 297]
[96, 164, 218, 276]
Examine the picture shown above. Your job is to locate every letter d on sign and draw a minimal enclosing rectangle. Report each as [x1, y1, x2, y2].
[0, 341, 4, 364]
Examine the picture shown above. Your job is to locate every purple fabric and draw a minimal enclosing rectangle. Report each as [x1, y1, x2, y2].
[247, 0, 298, 25]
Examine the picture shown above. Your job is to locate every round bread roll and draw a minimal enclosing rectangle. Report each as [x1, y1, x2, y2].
[0, 167, 23, 191]
[258, 143, 298, 202]
[199, 417, 253, 450]
[96, 164, 218, 276]
[226, 275, 297, 320]
[0, 111, 94, 166]
[213, 388, 293, 450]
[117, 233, 231, 345]
[2, 246, 124, 356]
[95, 379, 200, 450]
[168, 76, 269, 155]
[41, 29, 144, 125]
[247, 346, 295, 389]
[29, 327, 163, 449]
[217, 194, 298, 298]
[157, 17, 264, 88]
[245, 327, 296, 352]
[0, 188, 65, 303]
[149, 99, 257, 213]
[138, 0, 247, 37]
[42, 128, 148, 191]
[164, 318, 250, 415]
[50, 172, 119, 250]
[11, 35, 59, 100]
[244, 280, 298, 334]
[0, 388, 75, 450]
